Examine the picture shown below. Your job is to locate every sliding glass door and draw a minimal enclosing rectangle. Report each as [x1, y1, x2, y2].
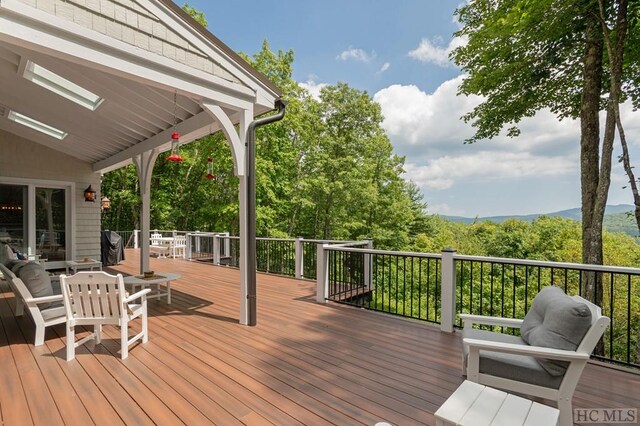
[0, 180, 71, 266]
[0, 184, 28, 254]
[35, 187, 66, 262]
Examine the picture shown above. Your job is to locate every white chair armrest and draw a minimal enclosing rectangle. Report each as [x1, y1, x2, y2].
[463, 338, 591, 361]
[24, 294, 64, 305]
[460, 314, 524, 328]
[124, 288, 152, 303]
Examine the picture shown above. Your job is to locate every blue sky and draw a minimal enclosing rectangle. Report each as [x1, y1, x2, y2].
[182, 1, 640, 217]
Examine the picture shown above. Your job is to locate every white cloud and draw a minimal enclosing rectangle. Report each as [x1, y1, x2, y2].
[408, 36, 467, 67]
[336, 47, 376, 63]
[426, 203, 464, 216]
[379, 62, 391, 73]
[299, 79, 328, 100]
[374, 74, 640, 216]
[373, 76, 586, 195]
[373, 76, 578, 160]
[404, 152, 575, 191]
[373, 77, 481, 153]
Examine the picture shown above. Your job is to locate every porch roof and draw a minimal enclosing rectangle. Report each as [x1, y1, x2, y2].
[0, 0, 280, 174]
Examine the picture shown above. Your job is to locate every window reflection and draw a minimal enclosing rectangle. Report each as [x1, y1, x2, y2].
[36, 188, 66, 261]
[0, 184, 27, 254]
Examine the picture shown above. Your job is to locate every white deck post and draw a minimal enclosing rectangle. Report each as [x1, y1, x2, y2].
[202, 102, 250, 325]
[223, 232, 230, 256]
[295, 237, 303, 279]
[364, 239, 373, 291]
[316, 243, 329, 303]
[237, 110, 251, 326]
[440, 248, 457, 333]
[238, 176, 249, 324]
[133, 149, 159, 274]
[134, 230, 139, 249]
[213, 234, 221, 265]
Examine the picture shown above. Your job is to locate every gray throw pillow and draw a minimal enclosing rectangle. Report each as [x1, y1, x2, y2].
[0, 243, 15, 266]
[16, 262, 54, 308]
[521, 286, 592, 376]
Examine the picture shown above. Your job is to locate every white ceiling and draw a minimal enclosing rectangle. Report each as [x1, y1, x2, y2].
[0, 42, 213, 165]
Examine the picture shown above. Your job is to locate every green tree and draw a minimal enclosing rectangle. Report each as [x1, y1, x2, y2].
[102, 38, 427, 249]
[453, 0, 640, 302]
[181, 3, 208, 27]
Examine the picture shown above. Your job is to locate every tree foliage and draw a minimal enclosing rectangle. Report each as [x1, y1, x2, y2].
[101, 41, 428, 249]
[453, 0, 640, 304]
[181, 3, 208, 27]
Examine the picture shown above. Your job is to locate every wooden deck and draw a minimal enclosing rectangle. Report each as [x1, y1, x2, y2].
[1, 249, 639, 425]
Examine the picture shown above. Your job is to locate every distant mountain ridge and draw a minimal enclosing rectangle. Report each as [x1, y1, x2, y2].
[442, 204, 638, 237]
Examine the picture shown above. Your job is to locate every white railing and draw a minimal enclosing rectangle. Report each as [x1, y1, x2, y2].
[316, 244, 640, 368]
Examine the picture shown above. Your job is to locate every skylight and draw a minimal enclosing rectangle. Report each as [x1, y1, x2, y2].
[23, 61, 104, 111]
[8, 110, 68, 140]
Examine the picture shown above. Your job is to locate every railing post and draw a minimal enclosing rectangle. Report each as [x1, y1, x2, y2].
[133, 230, 139, 249]
[295, 237, 303, 279]
[316, 243, 329, 303]
[195, 231, 201, 254]
[213, 234, 221, 265]
[364, 239, 373, 291]
[440, 248, 457, 333]
[223, 231, 230, 255]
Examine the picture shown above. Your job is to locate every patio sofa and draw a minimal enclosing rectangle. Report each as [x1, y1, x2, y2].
[0, 243, 65, 346]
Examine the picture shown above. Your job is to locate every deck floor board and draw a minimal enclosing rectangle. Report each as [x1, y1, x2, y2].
[0, 249, 638, 425]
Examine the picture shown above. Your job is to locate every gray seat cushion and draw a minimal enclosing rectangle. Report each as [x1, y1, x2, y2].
[464, 328, 563, 389]
[521, 286, 592, 376]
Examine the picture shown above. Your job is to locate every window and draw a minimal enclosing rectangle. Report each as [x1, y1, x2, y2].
[7, 110, 67, 140]
[23, 60, 104, 111]
[0, 180, 72, 268]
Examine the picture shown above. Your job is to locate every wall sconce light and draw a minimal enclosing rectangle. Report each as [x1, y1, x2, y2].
[101, 196, 111, 212]
[84, 185, 96, 202]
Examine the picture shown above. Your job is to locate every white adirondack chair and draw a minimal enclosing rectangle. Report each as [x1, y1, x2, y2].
[0, 263, 65, 346]
[461, 286, 610, 426]
[60, 271, 151, 361]
[172, 235, 187, 258]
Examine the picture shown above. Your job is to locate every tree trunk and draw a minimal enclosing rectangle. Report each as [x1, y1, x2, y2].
[580, 6, 606, 306]
[599, 0, 639, 233]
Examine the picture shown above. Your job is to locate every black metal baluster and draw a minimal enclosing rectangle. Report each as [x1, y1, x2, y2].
[418, 257, 423, 320]
[609, 272, 614, 359]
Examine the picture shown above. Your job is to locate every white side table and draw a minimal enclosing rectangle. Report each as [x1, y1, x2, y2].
[65, 259, 102, 274]
[123, 272, 180, 304]
[435, 381, 559, 426]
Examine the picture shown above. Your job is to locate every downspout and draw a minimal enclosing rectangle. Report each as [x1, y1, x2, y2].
[246, 99, 287, 326]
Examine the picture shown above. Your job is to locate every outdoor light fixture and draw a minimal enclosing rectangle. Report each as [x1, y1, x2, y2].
[167, 132, 184, 162]
[205, 157, 215, 180]
[101, 196, 111, 212]
[84, 185, 96, 202]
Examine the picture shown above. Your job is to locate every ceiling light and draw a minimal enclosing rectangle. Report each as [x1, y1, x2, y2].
[7, 110, 67, 140]
[23, 61, 104, 111]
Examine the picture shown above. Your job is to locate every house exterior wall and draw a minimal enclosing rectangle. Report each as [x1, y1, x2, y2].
[15, 0, 240, 84]
[0, 129, 101, 261]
